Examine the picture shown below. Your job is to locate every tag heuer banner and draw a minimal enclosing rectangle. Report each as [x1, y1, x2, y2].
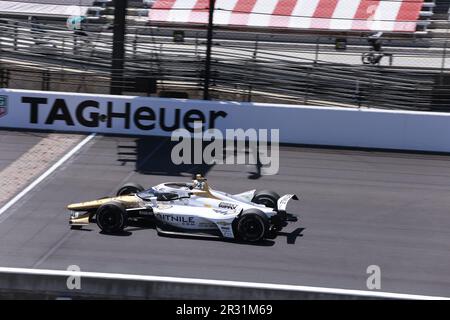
[1, 88, 450, 153]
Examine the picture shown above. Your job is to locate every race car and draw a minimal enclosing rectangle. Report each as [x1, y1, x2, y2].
[67, 174, 298, 242]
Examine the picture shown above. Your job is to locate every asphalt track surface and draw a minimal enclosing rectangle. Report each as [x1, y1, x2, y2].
[0, 132, 450, 297]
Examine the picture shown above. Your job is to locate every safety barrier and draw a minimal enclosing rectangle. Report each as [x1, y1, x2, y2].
[1, 89, 450, 153]
[0, 267, 446, 300]
[1, 17, 450, 110]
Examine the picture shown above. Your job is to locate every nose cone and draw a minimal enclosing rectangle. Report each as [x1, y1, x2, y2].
[67, 198, 111, 211]
[67, 195, 138, 211]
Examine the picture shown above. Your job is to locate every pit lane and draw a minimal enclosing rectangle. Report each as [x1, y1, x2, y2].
[0, 132, 449, 297]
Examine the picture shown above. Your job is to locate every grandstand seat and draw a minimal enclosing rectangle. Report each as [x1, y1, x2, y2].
[0, 0, 96, 18]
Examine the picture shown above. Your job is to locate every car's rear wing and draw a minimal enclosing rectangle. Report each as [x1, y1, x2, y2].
[277, 194, 299, 213]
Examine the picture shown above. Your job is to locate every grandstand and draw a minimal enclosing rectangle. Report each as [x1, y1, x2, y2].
[0, 0, 441, 35]
[1, 0, 450, 110]
[147, 0, 432, 33]
[0, 0, 96, 18]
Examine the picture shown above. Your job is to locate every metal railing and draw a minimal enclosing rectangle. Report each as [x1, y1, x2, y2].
[1, 18, 450, 110]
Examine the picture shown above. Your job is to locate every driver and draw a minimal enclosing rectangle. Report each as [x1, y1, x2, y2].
[193, 174, 207, 190]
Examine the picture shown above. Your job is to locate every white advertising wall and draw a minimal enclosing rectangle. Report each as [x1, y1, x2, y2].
[1, 89, 450, 152]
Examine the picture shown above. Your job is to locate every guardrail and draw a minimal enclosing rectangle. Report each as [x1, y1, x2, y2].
[0, 267, 447, 300]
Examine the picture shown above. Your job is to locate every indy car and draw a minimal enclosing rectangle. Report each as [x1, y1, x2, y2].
[67, 174, 298, 242]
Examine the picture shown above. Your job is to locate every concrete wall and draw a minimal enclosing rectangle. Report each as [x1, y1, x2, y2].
[1, 89, 450, 152]
[1, 267, 444, 300]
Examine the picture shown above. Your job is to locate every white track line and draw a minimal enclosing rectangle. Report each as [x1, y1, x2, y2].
[0, 133, 96, 217]
[0, 267, 448, 300]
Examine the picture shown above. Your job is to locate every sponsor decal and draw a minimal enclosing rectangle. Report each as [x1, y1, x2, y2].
[215, 221, 231, 226]
[217, 224, 233, 237]
[0, 95, 7, 118]
[213, 208, 230, 215]
[279, 197, 290, 207]
[278, 194, 298, 210]
[156, 213, 195, 226]
[198, 222, 215, 228]
[219, 202, 238, 210]
[20, 97, 227, 132]
[157, 204, 173, 210]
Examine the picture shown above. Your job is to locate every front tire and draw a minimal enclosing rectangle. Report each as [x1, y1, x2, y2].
[252, 190, 280, 209]
[234, 209, 268, 242]
[116, 182, 144, 196]
[96, 201, 127, 234]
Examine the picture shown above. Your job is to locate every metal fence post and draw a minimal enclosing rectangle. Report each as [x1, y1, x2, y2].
[304, 67, 311, 105]
[73, 34, 78, 56]
[13, 22, 18, 51]
[247, 37, 259, 102]
[355, 80, 361, 108]
[195, 32, 199, 56]
[61, 37, 66, 71]
[203, 0, 215, 100]
[133, 32, 138, 60]
[5, 69, 10, 88]
[110, 0, 128, 95]
[42, 69, 50, 91]
[0, 68, 9, 88]
[368, 75, 373, 109]
[440, 40, 448, 85]
[314, 37, 320, 63]
[0, 39, 2, 87]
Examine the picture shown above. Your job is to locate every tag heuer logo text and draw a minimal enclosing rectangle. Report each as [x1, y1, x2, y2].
[0, 95, 7, 118]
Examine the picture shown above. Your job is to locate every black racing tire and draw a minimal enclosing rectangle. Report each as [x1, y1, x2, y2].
[252, 190, 280, 209]
[116, 182, 144, 196]
[96, 201, 127, 234]
[234, 209, 268, 242]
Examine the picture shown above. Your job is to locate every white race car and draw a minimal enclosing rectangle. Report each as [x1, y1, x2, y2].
[68, 174, 298, 242]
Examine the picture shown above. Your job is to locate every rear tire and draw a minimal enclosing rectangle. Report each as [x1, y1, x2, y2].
[252, 190, 280, 209]
[116, 183, 144, 196]
[96, 201, 127, 234]
[234, 209, 268, 242]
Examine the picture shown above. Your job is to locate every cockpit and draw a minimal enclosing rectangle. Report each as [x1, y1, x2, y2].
[137, 188, 184, 202]
[159, 175, 210, 193]
[136, 175, 211, 202]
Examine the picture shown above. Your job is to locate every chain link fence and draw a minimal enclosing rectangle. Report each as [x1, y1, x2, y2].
[1, 17, 450, 110]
